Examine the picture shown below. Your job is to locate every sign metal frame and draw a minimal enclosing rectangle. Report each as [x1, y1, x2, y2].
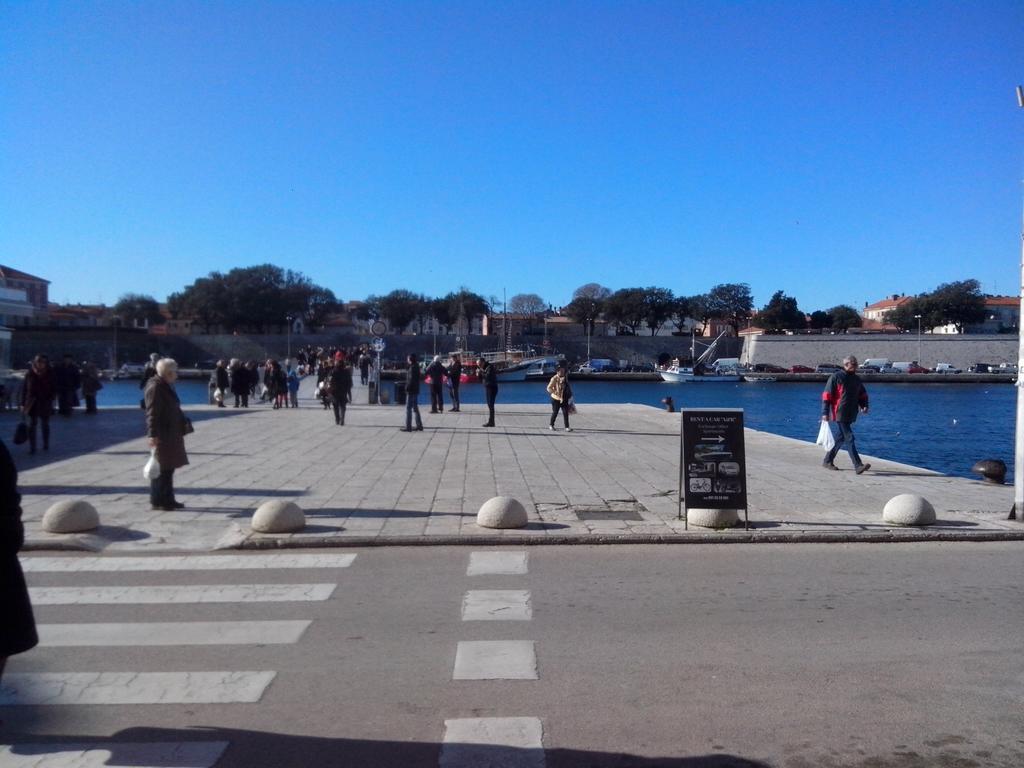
[678, 407, 749, 530]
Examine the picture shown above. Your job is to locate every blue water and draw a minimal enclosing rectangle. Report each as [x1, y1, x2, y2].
[98, 379, 1014, 481]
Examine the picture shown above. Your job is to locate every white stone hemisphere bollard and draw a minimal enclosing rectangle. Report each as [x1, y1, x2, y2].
[42, 500, 100, 533]
[251, 500, 306, 533]
[882, 494, 936, 526]
[477, 496, 528, 529]
[686, 508, 740, 529]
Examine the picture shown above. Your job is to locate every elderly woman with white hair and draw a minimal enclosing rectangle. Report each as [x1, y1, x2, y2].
[143, 358, 192, 510]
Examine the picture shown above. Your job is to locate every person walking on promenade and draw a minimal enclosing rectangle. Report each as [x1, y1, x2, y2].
[358, 352, 371, 386]
[213, 360, 229, 408]
[329, 353, 351, 425]
[245, 360, 258, 404]
[21, 355, 55, 455]
[401, 353, 423, 432]
[546, 363, 574, 431]
[0, 437, 37, 688]
[54, 354, 80, 416]
[144, 358, 191, 510]
[426, 355, 446, 414]
[287, 366, 300, 409]
[479, 357, 498, 427]
[821, 354, 871, 474]
[447, 354, 462, 412]
[80, 361, 103, 414]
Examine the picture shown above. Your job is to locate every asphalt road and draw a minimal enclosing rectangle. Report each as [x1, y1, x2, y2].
[3, 542, 1022, 768]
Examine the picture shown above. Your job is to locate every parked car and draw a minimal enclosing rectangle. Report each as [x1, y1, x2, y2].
[815, 363, 842, 373]
[934, 363, 961, 374]
[194, 360, 218, 370]
[968, 363, 997, 373]
[752, 363, 788, 373]
[115, 363, 147, 379]
[789, 365, 814, 373]
[905, 364, 929, 374]
[859, 365, 881, 374]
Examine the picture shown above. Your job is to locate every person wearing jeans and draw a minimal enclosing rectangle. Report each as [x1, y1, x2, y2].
[20, 355, 54, 455]
[546, 364, 573, 431]
[402, 354, 423, 432]
[821, 355, 870, 474]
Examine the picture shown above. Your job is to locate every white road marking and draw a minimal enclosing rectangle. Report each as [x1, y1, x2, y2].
[453, 641, 538, 680]
[467, 551, 529, 576]
[440, 717, 545, 767]
[462, 590, 532, 621]
[0, 671, 276, 705]
[29, 583, 337, 605]
[37, 620, 311, 646]
[20, 553, 357, 572]
[0, 741, 229, 767]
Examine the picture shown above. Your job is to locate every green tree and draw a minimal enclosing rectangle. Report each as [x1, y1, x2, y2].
[829, 304, 863, 333]
[114, 293, 164, 327]
[680, 294, 712, 335]
[705, 283, 754, 335]
[757, 291, 804, 333]
[930, 279, 987, 333]
[565, 283, 611, 335]
[443, 288, 490, 336]
[883, 302, 918, 333]
[379, 289, 425, 333]
[641, 287, 676, 336]
[604, 288, 646, 334]
[808, 310, 832, 330]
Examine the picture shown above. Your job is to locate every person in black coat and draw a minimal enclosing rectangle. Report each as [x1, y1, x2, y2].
[21, 355, 55, 455]
[480, 357, 498, 427]
[447, 354, 462, 412]
[213, 360, 230, 407]
[329, 354, 352, 426]
[426, 356, 446, 414]
[54, 354, 81, 416]
[0, 438, 38, 684]
[402, 354, 423, 432]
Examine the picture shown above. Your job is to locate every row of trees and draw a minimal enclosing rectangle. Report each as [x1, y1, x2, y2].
[161, 265, 339, 333]
[883, 280, 989, 334]
[111, 267, 992, 338]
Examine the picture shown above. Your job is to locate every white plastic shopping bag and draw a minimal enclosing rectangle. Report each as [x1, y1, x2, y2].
[143, 449, 161, 480]
[815, 421, 835, 450]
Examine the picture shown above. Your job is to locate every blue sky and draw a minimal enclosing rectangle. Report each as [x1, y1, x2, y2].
[2, 1, 1022, 314]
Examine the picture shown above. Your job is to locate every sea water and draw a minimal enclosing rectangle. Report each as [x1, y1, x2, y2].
[97, 379, 1014, 481]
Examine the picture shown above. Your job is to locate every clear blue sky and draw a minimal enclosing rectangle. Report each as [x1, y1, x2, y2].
[2, 1, 1022, 314]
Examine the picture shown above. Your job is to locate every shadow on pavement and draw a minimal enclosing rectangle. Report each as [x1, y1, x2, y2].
[2, 407, 251, 470]
[20, 486, 307, 498]
[0, 727, 772, 768]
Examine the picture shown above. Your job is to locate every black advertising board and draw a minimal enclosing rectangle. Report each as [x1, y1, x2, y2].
[678, 408, 748, 528]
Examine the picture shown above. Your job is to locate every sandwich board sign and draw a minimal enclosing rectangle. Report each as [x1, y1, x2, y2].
[678, 408, 748, 530]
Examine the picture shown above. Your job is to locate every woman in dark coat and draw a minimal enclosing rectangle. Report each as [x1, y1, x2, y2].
[0, 437, 38, 683]
[21, 354, 55, 454]
[479, 357, 498, 427]
[144, 358, 190, 511]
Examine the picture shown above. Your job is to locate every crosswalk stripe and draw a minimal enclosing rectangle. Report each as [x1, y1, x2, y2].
[20, 553, 357, 572]
[467, 551, 529, 576]
[0, 671, 276, 705]
[29, 583, 337, 605]
[0, 741, 229, 767]
[453, 641, 538, 680]
[462, 590, 532, 621]
[37, 620, 311, 646]
[440, 717, 544, 767]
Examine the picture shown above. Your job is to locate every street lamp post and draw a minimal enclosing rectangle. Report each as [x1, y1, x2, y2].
[1013, 85, 1024, 519]
[285, 314, 295, 361]
[914, 314, 922, 366]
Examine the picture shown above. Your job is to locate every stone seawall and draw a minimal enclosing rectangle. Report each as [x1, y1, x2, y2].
[741, 334, 1019, 370]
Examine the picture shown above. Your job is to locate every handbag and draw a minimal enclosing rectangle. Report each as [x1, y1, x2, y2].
[13, 418, 28, 445]
[816, 420, 835, 450]
[143, 449, 161, 480]
[567, 396, 577, 415]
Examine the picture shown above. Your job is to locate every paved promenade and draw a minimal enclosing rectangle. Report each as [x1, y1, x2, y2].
[13, 380, 1021, 551]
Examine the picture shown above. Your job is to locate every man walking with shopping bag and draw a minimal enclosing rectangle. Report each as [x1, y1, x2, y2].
[821, 355, 870, 474]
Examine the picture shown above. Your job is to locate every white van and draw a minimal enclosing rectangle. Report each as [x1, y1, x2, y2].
[712, 357, 743, 373]
[861, 358, 892, 371]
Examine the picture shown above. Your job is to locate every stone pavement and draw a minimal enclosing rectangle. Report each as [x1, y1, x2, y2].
[12, 379, 1022, 552]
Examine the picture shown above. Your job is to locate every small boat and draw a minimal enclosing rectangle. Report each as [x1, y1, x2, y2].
[659, 330, 742, 383]
[660, 366, 742, 383]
